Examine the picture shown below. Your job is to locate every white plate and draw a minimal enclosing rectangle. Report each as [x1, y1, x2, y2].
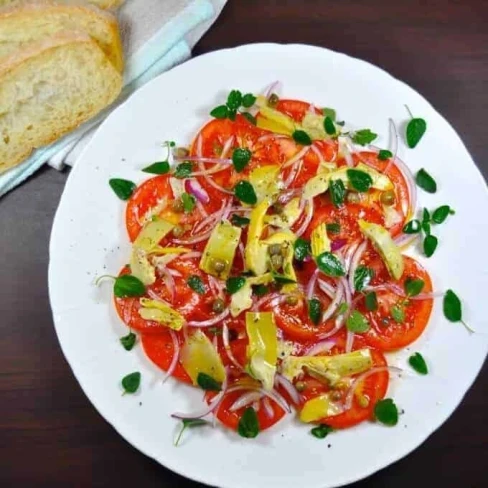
[49, 44, 488, 488]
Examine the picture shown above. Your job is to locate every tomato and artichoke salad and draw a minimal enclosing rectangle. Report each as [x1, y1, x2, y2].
[106, 86, 465, 442]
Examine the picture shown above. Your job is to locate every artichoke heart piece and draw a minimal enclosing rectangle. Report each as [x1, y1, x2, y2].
[301, 112, 328, 141]
[310, 223, 331, 257]
[358, 219, 404, 280]
[331, 163, 393, 191]
[245, 198, 271, 276]
[249, 165, 281, 203]
[138, 298, 185, 330]
[256, 105, 296, 136]
[281, 349, 373, 384]
[300, 393, 344, 423]
[265, 197, 302, 229]
[245, 312, 278, 390]
[130, 247, 156, 285]
[134, 218, 175, 251]
[230, 273, 273, 317]
[200, 220, 242, 279]
[180, 329, 226, 385]
[303, 173, 331, 200]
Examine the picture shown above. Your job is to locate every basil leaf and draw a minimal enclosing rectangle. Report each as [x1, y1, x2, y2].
[174, 162, 193, 179]
[404, 278, 424, 297]
[187, 275, 206, 295]
[391, 304, 405, 323]
[365, 291, 378, 312]
[142, 161, 170, 175]
[432, 205, 453, 224]
[403, 219, 421, 234]
[122, 372, 141, 394]
[322, 108, 336, 120]
[378, 149, 393, 160]
[347, 169, 373, 193]
[408, 352, 428, 375]
[294, 238, 311, 262]
[181, 192, 196, 213]
[109, 178, 136, 200]
[114, 275, 145, 298]
[415, 168, 437, 193]
[443, 289, 462, 322]
[232, 148, 252, 172]
[241, 112, 257, 125]
[346, 310, 370, 333]
[316, 252, 346, 277]
[329, 179, 346, 207]
[175, 418, 210, 446]
[120, 332, 136, 351]
[323, 116, 336, 136]
[423, 234, 438, 257]
[252, 284, 268, 296]
[226, 276, 246, 294]
[292, 130, 312, 146]
[197, 372, 222, 391]
[310, 424, 333, 439]
[308, 298, 322, 325]
[351, 129, 377, 146]
[228, 108, 237, 121]
[326, 222, 341, 234]
[406, 118, 427, 148]
[272, 272, 296, 285]
[210, 105, 229, 119]
[242, 93, 257, 108]
[374, 398, 398, 426]
[234, 180, 257, 205]
[354, 266, 374, 292]
[422, 208, 431, 223]
[227, 90, 243, 110]
[422, 221, 431, 236]
[231, 214, 250, 227]
[237, 407, 259, 438]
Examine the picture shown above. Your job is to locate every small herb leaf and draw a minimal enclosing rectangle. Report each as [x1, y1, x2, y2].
[120, 332, 136, 351]
[294, 238, 311, 262]
[322, 108, 336, 120]
[114, 275, 146, 298]
[316, 252, 346, 277]
[432, 205, 452, 224]
[329, 179, 347, 207]
[181, 192, 196, 213]
[292, 130, 312, 146]
[415, 169, 437, 193]
[241, 112, 257, 125]
[197, 372, 222, 391]
[326, 222, 341, 234]
[122, 372, 141, 394]
[232, 148, 252, 172]
[409, 352, 428, 375]
[310, 424, 333, 439]
[324, 116, 336, 136]
[109, 178, 136, 200]
[174, 418, 210, 446]
[404, 278, 424, 297]
[234, 180, 257, 205]
[354, 266, 374, 292]
[210, 105, 229, 119]
[423, 234, 438, 257]
[403, 219, 421, 234]
[174, 162, 193, 179]
[391, 304, 405, 324]
[406, 117, 427, 148]
[378, 149, 393, 160]
[237, 407, 260, 438]
[308, 298, 322, 325]
[231, 214, 250, 227]
[227, 90, 242, 110]
[443, 289, 462, 322]
[187, 275, 206, 295]
[347, 169, 373, 193]
[226, 276, 246, 295]
[242, 93, 257, 108]
[365, 291, 378, 312]
[346, 310, 370, 333]
[351, 129, 377, 146]
[374, 398, 399, 426]
[142, 161, 170, 175]
[272, 272, 297, 285]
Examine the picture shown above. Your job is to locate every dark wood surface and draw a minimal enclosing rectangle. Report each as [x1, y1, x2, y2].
[1, 1, 487, 486]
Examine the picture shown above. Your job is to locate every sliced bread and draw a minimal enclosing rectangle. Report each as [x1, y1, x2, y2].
[0, 1, 123, 71]
[0, 0, 124, 10]
[0, 31, 122, 174]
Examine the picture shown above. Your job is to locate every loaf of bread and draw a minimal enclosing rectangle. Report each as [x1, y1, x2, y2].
[0, 0, 123, 71]
[0, 31, 122, 174]
[0, 0, 124, 10]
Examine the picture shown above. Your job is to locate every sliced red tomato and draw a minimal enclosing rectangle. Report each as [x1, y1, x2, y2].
[141, 331, 191, 384]
[276, 99, 319, 122]
[299, 336, 389, 429]
[357, 254, 433, 351]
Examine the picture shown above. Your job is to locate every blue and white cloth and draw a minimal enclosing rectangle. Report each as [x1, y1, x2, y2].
[0, 0, 227, 197]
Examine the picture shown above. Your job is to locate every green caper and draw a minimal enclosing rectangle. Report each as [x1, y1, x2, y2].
[295, 381, 307, 392]
[347, 192, 361, 204]
[330, 390, 342, 402]
[380, 190, 396, 206]
[270, 254, 283, 269]
[285, 294, 299, 306]
[212, 298, 225, 314]
[174, 147, 189, 158]
[172, 225, 185, 237]
[269, 243, 281, 256]
[172, 199, 185, 213]
[211, 258, 227, 274]
[267, 93, 279, 108]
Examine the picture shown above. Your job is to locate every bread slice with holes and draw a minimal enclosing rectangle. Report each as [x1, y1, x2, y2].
[0, 0, 124, 10]
[0, 31, 122, 174]
[0, 0, 123, 71]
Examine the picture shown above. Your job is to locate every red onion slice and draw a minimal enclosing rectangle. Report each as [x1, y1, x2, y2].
[348, 240, 368, 293]
[294, 198, 314, 237]
[331, 238, 348, 252]
[321, 280, 344, 322]
[283, 159, 302, 187]
[185, 178, 210, 204]
[394, 232, 419, 248]
[187, 309, 230, 328]
[162, 330, 180, 383]
[319, 315, 345, 340]
[229, 391, 263, 412]
[305, 340, 335, 356]
[275, 374, 302, 405]
[283, 146, 310, 168]
[222, 323, 244, 371]
[306, 268, 320, 300]
[226, 385, 291, 414]
[262, 397, 274, 418]
[317, 279, 336, 299]
[345, 330, 355, 353]
[174, 156, 232, 165]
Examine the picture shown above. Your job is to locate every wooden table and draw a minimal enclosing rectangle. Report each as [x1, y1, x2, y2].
[1, 1, 486, 486]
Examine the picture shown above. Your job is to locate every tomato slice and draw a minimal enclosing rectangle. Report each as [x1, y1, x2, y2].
[299, 336, 389, 429]
[141, 331, 191, 384]
[276, 99, 318, 122]
[357, 255, 433, 351]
